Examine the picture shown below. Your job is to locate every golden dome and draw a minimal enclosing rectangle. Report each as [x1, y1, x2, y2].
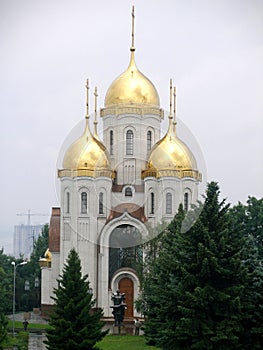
[104, 51, 160, 107]
[61, 119, 112, 176]
[58, 80, 113, 179]
[58, 120, 112, 177]
[44, 248, 52, 262]
[142, 119, 200, 180]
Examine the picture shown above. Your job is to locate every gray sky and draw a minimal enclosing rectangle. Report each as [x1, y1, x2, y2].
[1, 0, 262, 254]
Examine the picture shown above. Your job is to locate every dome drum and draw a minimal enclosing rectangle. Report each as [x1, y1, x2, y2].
[100, 105, 164, 118]
[141, 168, 202, 180]
[58, 168, 115, 179]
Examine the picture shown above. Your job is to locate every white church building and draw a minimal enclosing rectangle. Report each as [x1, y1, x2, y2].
[40, 9, 201, 320]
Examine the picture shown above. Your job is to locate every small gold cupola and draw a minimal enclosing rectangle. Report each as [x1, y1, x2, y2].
[58, 80, 113, 178]
[104, 6, 160, 108]
[142, 80, 201, 181]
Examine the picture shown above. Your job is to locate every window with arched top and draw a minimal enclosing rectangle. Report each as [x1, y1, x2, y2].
[99, 192, 104, 214]
[126, 130, 134, 155]
[125, 187, 132, 197]
[110, 130, 113, 155]
[166, 192, 172, 214]
[184, 192, 189, 212]
[66, 192, 70, 214]
[150, 192, 155, 214]
[81, 192, 87, 214]
[147, 130, 152, 152]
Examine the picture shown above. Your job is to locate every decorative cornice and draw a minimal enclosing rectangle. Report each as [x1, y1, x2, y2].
[142, 168, 202, 181]
[58, 169, 116, 179]
[100, 105, 164, 118]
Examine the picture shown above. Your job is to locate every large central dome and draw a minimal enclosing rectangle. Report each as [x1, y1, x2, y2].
[104, 51, 160, 107]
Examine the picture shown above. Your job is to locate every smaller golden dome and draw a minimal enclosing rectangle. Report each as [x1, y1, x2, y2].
[61, 119, 112, 177]
[142, 119, 200, 180]
[104, 51, 160, 107]
[39, 248, 52, 268]
[44, 248, 52, 262]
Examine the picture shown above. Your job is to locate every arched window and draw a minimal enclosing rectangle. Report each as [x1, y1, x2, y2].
[125, 187, 132, 197]
[99, 192, 104, 214]
[110, 130, 113, 155]
[66, 192, 70, 214]
[150, 192, 155, 214]
[81, 192, 87, 214]
[147, 130, 152, 151]
[166, 192, 172, 214]
[184, 192, 189, 212]
[126, 130, 134, 155]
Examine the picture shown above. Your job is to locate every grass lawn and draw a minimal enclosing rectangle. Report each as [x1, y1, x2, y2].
[7, 320, 50, 330]
[97, 335, 160, 350]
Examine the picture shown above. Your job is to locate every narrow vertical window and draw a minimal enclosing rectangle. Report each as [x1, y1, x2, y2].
[81, 192, 87, 214]
[66, 192, 70, 214]
[166, 193, 172, 214]
[147, 130, 152, 151]
[184, 192, 189, 211]
[110, 130, 113, 155]
[126, 130, 134, 155]
[150, 192, 155, 214]
[99, 192, 104, 214]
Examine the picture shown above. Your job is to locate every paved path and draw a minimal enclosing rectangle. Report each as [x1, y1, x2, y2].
[28, 333, 47, 350]
[7, 312, 48, 324]
[7, 312, 48, 349]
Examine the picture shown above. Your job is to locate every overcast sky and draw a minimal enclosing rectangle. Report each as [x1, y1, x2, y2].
[1, 0, 262, 254]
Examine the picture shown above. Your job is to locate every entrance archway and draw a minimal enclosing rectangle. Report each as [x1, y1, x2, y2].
[109, 224, 143, 283]
[119, 277, 134, 318]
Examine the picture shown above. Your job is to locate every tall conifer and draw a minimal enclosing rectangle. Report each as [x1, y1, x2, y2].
[45, 249, 107, 350]
[142, 182, 248, 349]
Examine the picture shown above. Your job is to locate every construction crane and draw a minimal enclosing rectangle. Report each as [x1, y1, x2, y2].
[16, 209, 49, 226]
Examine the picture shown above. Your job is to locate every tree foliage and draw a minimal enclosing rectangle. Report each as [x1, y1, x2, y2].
[0, 256, 8, 349]
[230, 197, 263, 349]
[0, 249, 14, 313]
[45, 249, 108, 350]
[140, 182, 262, 350]
[0, 225, 48, 314]
[18, 224, 49, 310]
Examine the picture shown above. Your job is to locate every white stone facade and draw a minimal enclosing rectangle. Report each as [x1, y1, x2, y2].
[41, 105, 200, 318]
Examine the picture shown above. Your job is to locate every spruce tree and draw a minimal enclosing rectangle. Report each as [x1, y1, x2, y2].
[45, 249, 107, 350]
[142, 182, 248, 350]
[231, 198, 263, 349]
[140, 205, 185, 346]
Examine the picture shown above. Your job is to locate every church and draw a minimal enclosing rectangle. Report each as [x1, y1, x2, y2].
[40, 8, 201, 320]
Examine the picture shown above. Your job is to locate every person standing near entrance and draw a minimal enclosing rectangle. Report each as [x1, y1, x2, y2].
[134, 317, 141, 335]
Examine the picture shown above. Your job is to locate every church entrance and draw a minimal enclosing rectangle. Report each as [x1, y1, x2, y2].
[119, 277, 134, 318]
[109, 224, 143, 283]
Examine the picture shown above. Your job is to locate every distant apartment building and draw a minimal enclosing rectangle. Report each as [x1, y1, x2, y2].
[13, 224, 44, 259]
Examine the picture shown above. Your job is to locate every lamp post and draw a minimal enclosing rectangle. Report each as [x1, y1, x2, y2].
[34, 276, 39, 309]
[11, 261, 28, 336]
[24, 280, 30, 311]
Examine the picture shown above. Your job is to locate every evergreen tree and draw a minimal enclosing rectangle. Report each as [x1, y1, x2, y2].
[45, 249, 107, 350]
[0, 249, 14, 313]
[142, 182, 248, 350]
[31, 223, 49, 265]
[231, 198, 263, 349]
[0, 312, 8, 350]
[138, 205, 185, 346]
[0, 266, 8, 350]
